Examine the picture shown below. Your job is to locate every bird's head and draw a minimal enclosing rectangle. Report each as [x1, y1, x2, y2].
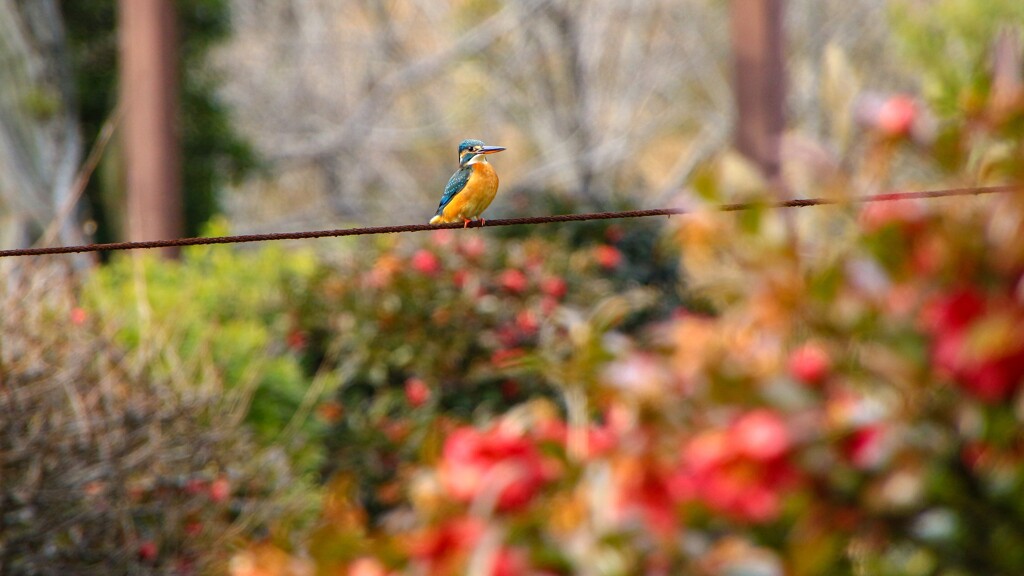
[458, 139, 506, 167]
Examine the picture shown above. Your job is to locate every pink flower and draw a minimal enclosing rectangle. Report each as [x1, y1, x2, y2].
[439, 426, 550, 511]
[411, 249, 441, 276]
[404, 377, 431, 407]
[431, 229, 455, 247]
[459, 235, 487, 260]
[788, 343, 831, 386]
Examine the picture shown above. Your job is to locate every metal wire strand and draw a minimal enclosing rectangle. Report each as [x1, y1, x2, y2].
[0, 184, 1019, 259]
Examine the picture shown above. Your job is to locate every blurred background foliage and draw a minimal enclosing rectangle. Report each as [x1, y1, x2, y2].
[1, 0, 1024, 574]
[62, 0, 256, 243]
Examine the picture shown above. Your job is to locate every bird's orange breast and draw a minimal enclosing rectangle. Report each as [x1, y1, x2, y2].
[440, 162, 500, 222]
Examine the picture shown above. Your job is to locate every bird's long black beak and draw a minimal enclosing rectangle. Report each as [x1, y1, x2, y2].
[479, 146, 506, 154]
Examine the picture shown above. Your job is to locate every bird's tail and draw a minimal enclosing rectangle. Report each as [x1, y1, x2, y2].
[429, 214, 443, 225]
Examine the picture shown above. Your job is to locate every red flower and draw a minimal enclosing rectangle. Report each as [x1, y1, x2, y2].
[859, 199, 925, 233]
[286, 329, 308, 352]
[439, 426, 550, 511]
[404, 377, 431, 407]
[788, 343, 831, 386]
[876, 95, 917, 137]
[515, 310, 539, 334]
[540, 276, 568, 299]
[923, 289, 1024, 402]
[613, 461, 678, 535]
[70, 306, 88, 326]
[184, 477, 207, 496]
[498, 269, 528, 293]
[922, 288, 986, 334]
[138, 540, 158, 562]
[408, 517, 484, 562]
[595, 244, 623, 269]
[731, 409, 791, 461]
[209, 477, 231, 503]
[491, 348, 525, 369]
[500, 380, 519, 400]
[844, 424, 890, 470]
[490, 547, 529, 576]
[411, 249, 442, 276]
[672, 410, 797, 523]
[349, 557, 388, 576]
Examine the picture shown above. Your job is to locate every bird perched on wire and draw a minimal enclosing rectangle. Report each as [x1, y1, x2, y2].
[430, 139, 506, 227]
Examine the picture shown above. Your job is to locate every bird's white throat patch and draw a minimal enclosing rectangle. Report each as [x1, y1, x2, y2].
[465, 154, 489, 166]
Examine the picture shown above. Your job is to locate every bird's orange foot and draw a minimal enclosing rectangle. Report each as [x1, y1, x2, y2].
[463, 218, 472, 229]
[479, 218, 486, 227]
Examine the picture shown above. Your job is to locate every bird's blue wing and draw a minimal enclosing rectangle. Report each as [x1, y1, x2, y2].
[435, 166, 471, 215]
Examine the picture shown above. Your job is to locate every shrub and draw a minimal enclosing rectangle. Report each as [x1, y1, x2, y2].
[0, 262, 303, 575]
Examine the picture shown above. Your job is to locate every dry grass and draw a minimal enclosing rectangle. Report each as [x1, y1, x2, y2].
[0, 260, 299, 575]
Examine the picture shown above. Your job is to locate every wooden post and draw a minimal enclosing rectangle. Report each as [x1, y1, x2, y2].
[730, 0, 786, 185]
[119, 0, 182, 258]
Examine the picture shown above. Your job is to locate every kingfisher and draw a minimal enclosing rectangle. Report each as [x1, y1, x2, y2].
[430, 139, 506, 227]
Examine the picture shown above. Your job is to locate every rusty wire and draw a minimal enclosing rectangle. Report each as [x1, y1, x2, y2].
[0, 184, 1020, 259]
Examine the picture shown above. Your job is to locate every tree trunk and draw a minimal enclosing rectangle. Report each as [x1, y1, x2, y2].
[731, 0, 786, 185]
[119, 0, 182, 259]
